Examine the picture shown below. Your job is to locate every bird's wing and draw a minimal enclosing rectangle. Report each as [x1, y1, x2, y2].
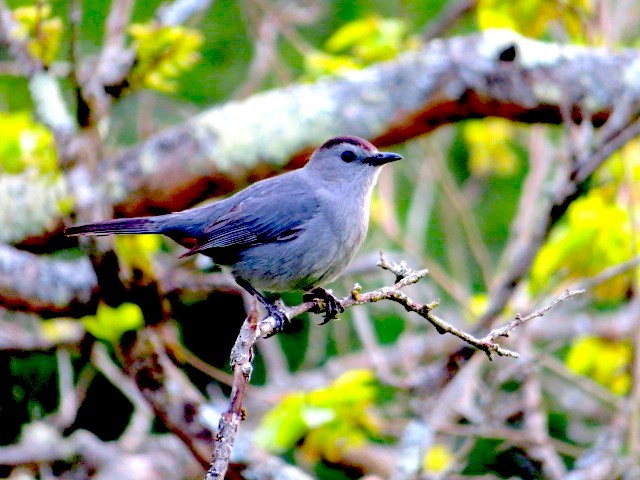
[180, 187, 320, 257]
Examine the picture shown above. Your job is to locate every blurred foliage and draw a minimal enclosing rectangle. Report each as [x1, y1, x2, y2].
[566, 336, 632, 395]
[531, 193, 632, 302]
[422, 443, 454, 473]
[256, 369, 381, 463]
[531, 138, 640, 303]
[9, 353, 58, 419]
[0, 111, 58, 175]
[81, 302, 144, 343]
[12, 3, 62, 66]
[114, 234, 163, 277]
[304, 16, 417, 79]
[463, 119, 520, 178]
[128, 23, 204, 93]
[477, 0, 592, 41]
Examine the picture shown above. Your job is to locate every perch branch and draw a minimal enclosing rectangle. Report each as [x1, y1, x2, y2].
[205, 254, 583, 478]
[205, 303, 260, 479]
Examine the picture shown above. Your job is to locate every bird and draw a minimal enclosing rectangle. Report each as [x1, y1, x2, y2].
[66, 136, 403, 333]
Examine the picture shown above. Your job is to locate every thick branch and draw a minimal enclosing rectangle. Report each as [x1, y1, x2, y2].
[9, 29, 640, 244]
[0, 245, 97, 315]
[0, 244, 239, 316]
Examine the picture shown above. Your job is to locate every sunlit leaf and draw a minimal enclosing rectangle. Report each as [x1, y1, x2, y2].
[565, 336, 631, 395]
[13, 3, 62, 66]
[114, 234, 162, 276]
[128, 23, 204, 92]
[256, 369, 381, 462]
[530, 193, 633, 302]
[81, 302, 144, 343]
[303, 16, 413, 80]
[477, 0, 592, 41]
[464, 119, 519, 177]
[423, 444, 454, 473]
[0, 111, 59, 175]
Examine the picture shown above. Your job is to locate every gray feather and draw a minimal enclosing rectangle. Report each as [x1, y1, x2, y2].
[180, 174, 319, 256]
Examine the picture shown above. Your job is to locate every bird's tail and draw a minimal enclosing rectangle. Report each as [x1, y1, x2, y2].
[65, 217, 165, 236]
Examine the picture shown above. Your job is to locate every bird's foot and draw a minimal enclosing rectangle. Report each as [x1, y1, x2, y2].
[262, 301, 290, 338]
[304, 287, 344, 324]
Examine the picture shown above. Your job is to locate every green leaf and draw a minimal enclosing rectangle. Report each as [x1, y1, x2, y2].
[128, 23, 204, 93]
[254, 393, 307, 453]
[303, 16, 412, 80]
[255, 370, 381, 461]
[113, 234, 162, 276]
[13, 3, 63, 66]
[82, 303, 144, 343]
[530, 192, 633, 303]
[0, 111, 59, 175]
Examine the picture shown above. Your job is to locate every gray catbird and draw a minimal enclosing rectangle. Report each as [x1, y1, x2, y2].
[66, 136, 402, 331]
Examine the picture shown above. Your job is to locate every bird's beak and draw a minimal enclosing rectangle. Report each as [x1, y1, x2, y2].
[363, 151, 403, 166]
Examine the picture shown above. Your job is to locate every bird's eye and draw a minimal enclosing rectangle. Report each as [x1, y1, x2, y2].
[341, 151, 356, 162]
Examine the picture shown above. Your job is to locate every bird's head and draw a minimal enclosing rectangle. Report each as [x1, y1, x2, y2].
[305, 136, 403, 185]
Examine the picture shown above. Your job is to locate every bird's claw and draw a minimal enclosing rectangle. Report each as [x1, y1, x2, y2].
[304, 288, 344, 325]
[263, 303, 290, 338]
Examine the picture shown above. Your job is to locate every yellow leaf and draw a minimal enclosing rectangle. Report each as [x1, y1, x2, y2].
[114, 234, 162, 276]
[128, 23, 203, 93]
[82, 303, 144, 343]
[565, 336, 600, 375]
[41, 318, 83, 343]
[422, 444, 453, 473]
[566, 336, 632, 395]
[256, 369, 380, 462]
[464, 119, 519, 177]
[530, 193, 633, 303]
[0, 111, 59, 175]
[13, 3, 62, 65]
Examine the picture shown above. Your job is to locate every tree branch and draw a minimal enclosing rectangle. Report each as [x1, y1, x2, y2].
[7, 30, 640, 244]
[205, 253, 583, 478]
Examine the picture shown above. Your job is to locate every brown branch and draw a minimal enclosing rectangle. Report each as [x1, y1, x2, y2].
[78, 0, 136, 125]
[91, 343, 154, 450]
[0, 311, 84, 351]
[122, 327, 214, 469]
[205, 304, 259, 479]
[0, 245, 97, 315]
[481, 289, 585, 344]
[205, 254, 584, 478]
[0, 424, 198, 478]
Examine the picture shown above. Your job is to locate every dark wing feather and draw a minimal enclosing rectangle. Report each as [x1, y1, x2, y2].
[181, 190, 319, 257]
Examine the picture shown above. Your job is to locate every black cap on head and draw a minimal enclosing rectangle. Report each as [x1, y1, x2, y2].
[320, 136, 376, 152]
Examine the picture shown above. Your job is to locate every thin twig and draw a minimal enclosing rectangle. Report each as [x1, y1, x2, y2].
[422, 0, 478, 40]
[482, 289, 585, 344]
[91, 343, 153, 450]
